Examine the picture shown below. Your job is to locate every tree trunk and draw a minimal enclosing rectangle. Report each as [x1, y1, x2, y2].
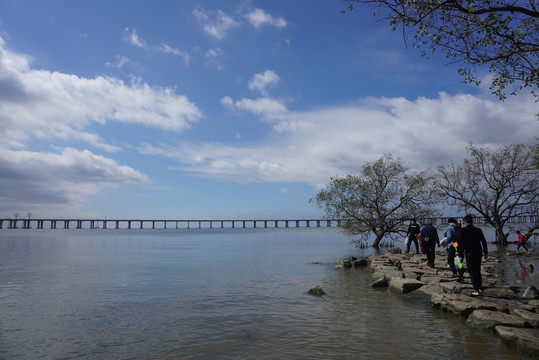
[371, 235, 383, 248]
[494, 224, 506, 245]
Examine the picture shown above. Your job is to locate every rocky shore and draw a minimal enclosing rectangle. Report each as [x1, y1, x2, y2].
[336, 248, 539, 357]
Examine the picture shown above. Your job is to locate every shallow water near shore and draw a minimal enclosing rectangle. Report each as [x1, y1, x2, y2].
[0, 227, 535, 359]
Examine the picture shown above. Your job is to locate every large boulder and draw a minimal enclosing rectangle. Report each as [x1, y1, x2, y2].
[389, 277, 424, 294]
[467, 309, 527, 330]
[495, 326, 539, 357]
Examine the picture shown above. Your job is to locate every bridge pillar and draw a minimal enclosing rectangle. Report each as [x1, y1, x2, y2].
[115, 221, 120, 229]
[63, 220, 70, 229]
[51, 220, 57, 229]
[264, 221, 267, 228]
[77, 220, 82, 229]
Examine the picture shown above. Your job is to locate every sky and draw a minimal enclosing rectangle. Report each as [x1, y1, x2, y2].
[0, 0, 537, 220]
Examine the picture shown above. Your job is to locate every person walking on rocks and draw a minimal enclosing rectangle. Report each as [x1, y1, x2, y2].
[516, 230, 529, 253]
[440, 218, 464, 280]
[460, 214, 488, 296]
[406, 218, 421, 254]
[420, 220, 440, 268]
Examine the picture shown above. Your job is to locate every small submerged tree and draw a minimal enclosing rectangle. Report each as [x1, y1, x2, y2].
[436, 143, 539, 245]
[311, 154, 439, 248]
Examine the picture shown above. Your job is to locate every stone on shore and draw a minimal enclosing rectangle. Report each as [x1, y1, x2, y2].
[495, 326, 539, 357]
[361, 249, 539, 357]
[389, 277, 424, 294]
[467, 309, 527, 330]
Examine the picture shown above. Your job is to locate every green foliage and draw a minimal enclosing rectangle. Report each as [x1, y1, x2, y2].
[345, 0, 539, 99]
[311, 154, 439, 247]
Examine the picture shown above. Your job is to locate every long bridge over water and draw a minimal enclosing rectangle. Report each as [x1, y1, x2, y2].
[0, 216, 536, 230]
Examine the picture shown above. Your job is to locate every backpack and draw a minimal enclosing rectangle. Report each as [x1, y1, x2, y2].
[452, 224, 462, 245]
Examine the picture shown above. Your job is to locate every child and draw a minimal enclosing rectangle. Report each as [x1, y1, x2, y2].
[516, 230, 529, 253]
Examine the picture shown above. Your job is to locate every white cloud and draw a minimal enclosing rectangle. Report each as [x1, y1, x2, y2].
[0, 37, 203, 150]
[226, 97, 288, 120]
[156, 44, 190, 65]
[248, 69, 281, 96]
[245, 9, 287, 29]
[124, 27, 147, 48]
[143, 92, 538, 186]
[0, 148, 148, 215]
[193, 8, 240, 40]
[204, 48, 225, 69]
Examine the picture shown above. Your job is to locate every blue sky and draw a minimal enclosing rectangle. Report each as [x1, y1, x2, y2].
[0, 0, 537, 220]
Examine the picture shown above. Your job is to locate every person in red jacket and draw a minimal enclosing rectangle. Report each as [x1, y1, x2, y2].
[516, 230, 529, 253]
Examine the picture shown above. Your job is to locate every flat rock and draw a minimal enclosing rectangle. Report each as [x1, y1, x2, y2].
[467, 309, 527, 330]
[431, 293, 497, 318]
[513, 309, 539, 328]
[389, 277, 424, 294]
[495, 326, 539, 357]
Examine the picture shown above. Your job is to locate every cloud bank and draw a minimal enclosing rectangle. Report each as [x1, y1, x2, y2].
[0, 36, 201, 215]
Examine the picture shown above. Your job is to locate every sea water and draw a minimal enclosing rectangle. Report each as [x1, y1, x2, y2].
[0, 227, 531, 359]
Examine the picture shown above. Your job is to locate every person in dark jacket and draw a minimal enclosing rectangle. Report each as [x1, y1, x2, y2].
[420, 220, 440, 268]
[405, 218, 421, 254]
[460, 214, 488, 296]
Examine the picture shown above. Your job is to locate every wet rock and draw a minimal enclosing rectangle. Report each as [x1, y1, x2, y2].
[353, 258, 368, 267]
[513, 309, 539, 328]
[334, 258, 352, 268]
[307, 284, 326, 296]
[370, 274, 389, 288]
[523, 286, 539, 299]
[389, 277, 424, 294]
[467, 309, 527, 330]
[495, 326, 539, 357]
[431, 293, 497, 318]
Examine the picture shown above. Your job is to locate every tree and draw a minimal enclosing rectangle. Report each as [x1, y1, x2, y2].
[435, 143, 539, 245]
[344, 0, 539, 99]
[311, 154, 439, 248]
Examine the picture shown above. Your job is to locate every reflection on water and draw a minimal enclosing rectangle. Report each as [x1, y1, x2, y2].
[0, 228, 530, 359]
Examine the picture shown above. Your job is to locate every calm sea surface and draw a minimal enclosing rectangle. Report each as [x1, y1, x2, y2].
[0, 227, 534, 359]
